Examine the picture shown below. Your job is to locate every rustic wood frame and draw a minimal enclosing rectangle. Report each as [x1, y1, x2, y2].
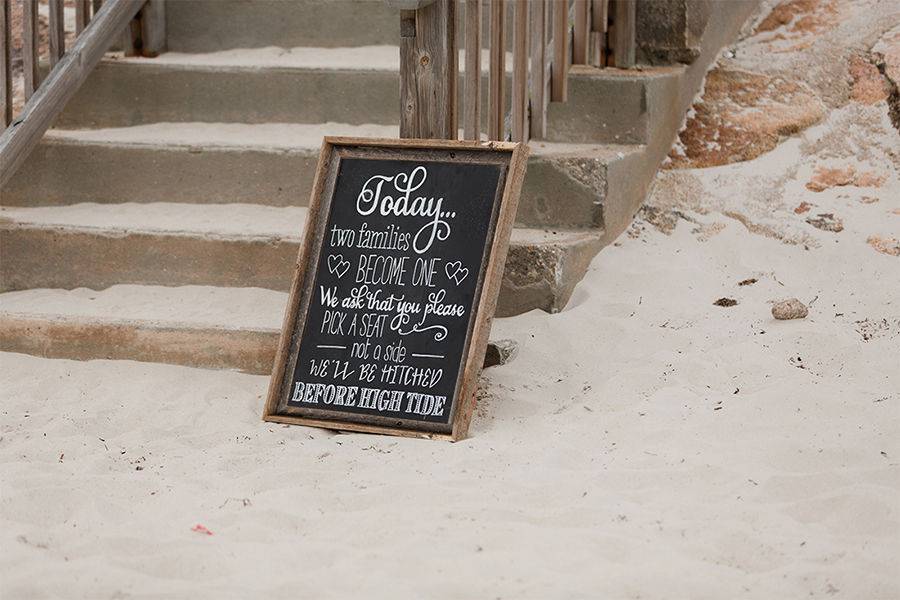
[262, 137, 529, 441]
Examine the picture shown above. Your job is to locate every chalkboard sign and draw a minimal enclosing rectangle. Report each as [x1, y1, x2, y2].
[263, 138, 528, 440]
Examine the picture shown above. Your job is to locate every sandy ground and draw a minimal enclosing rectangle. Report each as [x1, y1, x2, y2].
[3, 1, 900, 598]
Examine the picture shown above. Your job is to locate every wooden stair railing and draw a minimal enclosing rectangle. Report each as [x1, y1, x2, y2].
[397, 0, 637, 143]
[0, 0, 146, 187]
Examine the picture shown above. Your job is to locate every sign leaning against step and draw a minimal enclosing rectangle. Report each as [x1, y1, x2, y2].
[263, 138, 529, 440]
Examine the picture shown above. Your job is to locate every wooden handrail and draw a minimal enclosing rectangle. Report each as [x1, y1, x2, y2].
[0, 0, 144, 187]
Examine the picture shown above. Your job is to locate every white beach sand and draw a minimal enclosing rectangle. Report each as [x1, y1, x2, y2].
[3, 154, 898, 597]
[3, 1, 900, 598]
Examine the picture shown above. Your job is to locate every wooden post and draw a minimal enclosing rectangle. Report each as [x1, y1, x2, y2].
[49, 0, 65, 68]
[573, 0, 589, 65]
[463, 0, 481, 140]
[399, 0, 457, 139]
[23, 0, 40, 99]
[1, 0, 10, 126]
[141, 0, 166, 57]
[487, 0, 504, 141]
[612, 0, 635, 68]
[511, 0, 528, 142]
[550, 0, 567, 102]
[528, 0, 547, 139]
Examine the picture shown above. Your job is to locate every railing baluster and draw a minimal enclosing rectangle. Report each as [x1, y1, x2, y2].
[551, 0, 567, 101]
[511, 0, 528, 142]
[612, 0, 635, 68]
[49, 0, 66, 68]
[122, 13, 140, 57]
[487, 0, 505, 140]
[463, 0, 481, 141]
[590, 0, 608, 67]
[141, 0, 166, 57]
[529, 0, 547, 140]
[76, 0, 91, 34]
[23, 0, 40, 99]
[1, 0, 10, 126]
[573, 0, 589, 65]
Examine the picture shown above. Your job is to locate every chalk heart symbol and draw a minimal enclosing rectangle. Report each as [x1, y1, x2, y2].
[445, 261, 469, 286]
[327, 254, 350, 279]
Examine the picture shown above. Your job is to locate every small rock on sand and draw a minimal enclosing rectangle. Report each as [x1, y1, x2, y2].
[483, 339, 519, 368]
[714, 297, 739, 307]
[772, 298, 809, 320]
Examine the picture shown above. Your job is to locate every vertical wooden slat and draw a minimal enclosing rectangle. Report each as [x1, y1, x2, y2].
[122, 15, 140, 57]
[550, 0, 567, 102]
[487, 0, 505, 140]
[511, 0, 528, 142]
[528, 0, 546, 139]
[76, 0, 89, 34]
[463, 0, 481, 140]
[399, 0, 457, 140]
[49, 0, 65, 68]
[590, 0, 608, 67]
[573, 0, 589, 65]
[1, 0, 10, 126]
[140, 0, 166, 57]
[612, 0, 635, 68]
[23, 0, 40, 99]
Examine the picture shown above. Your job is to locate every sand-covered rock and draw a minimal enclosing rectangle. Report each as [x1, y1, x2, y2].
[848, 53, 891, 105]
[667, 68, 825, 169]
[805, 165, 886, 192]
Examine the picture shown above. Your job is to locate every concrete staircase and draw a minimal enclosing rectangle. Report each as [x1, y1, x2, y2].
[0, 0, 758, 374]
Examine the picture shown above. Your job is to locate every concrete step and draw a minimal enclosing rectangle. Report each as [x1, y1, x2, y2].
[53, 50, 663, 143]
[0, 203, 603, 317]
[0, 285, 283, 374]
[0, 285, 510, 374]
[546, 65, 685, 145]
[167, 0, 398, 52]
[4, 122, 645, 230]
[55, 48, 401, 128]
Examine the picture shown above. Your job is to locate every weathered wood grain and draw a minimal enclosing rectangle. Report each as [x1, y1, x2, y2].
[1, 0, 10, 126]
[613, 0, 635, 68]
[49, 0, 65, 67]
[488, 0, 505, 140]
[528, 0, 547, 139]
[399, 0, 457, 139]
[551, 0, 567, 102]
[23, 0, 40, 99]
[590, 0, 608, 66]
[122, 15, 140, 57]
[463, 0, 481, 140]
[76, 0, 90, 34]
[573, 0, 589, 64]
[140, 0, 166, 57]
[511, 0, 528, 142]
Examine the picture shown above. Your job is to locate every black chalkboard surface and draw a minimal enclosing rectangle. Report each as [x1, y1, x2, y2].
[264, 138, 528, 440]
